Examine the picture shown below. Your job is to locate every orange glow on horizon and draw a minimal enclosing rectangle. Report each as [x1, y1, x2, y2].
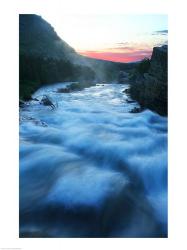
[78, 49, 152, 63]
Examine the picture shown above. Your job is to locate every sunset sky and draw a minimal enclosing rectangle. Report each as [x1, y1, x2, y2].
[41, 14, 167, 63]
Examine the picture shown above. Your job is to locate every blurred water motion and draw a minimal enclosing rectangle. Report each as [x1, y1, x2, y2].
[19, 83, 167, 237]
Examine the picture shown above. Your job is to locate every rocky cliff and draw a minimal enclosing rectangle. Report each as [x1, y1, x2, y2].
[129, 45, 168, 116]
[149, 45, 168, 82]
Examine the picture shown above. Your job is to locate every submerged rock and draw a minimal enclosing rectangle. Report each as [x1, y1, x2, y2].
[122, 88, 130, 94]
[40, 95, 56, 109]
[19, 115, 47, 127]
[56, 82, 96, 94]
[56, 87, 70, 93]
[130, 107, 143, 113]
[126, 99, 135, 103]
[19, 99, 26, 107]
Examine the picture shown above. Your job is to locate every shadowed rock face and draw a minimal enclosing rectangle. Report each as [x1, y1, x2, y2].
[149, 45, 168, 82]
[129, 45, 168, 116]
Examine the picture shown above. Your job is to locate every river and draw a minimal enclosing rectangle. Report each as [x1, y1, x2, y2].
[19, 82, 167, 237]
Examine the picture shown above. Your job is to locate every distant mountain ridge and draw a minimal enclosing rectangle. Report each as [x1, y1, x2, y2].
[19, 14, 76, 60]
[19, 14, 136, 100]
[19, 14, 94, 99]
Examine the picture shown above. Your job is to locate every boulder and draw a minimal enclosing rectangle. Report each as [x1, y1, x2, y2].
[122, 88, 130, 94]
[130, 107, 142, 113]
[56, 87, 70, 93]
[40, 95, 56, 109]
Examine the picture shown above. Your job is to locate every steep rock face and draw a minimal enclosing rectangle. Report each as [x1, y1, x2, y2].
[129, 45, 168, 116]
[149, 45, 168, 82]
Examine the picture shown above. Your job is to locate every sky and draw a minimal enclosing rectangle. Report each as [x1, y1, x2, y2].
[41, 14, 167, 63]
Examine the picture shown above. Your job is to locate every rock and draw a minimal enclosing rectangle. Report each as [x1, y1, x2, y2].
[143, 73, 163, 85]
[19, 115, 48, 127]
[126, 99, 135, 103]
[96, 84, 105, 86]
[40, 95, 56, 109]
[31, 97, 39, 101]
[57, 82, 96, 94]
[130, 107, 142, 113]
[149, 45, 168, 82]
[134, 73, 145, 84]
[19, 99, 26, 107]
[122, 88, 130, 94]
[129, 45, 168, 116]
[56, 88, 70, 93]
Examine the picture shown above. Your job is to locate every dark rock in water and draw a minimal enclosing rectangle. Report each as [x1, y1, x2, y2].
[19, 115, 48, 127]
[57, 87, 70, 93]
[126, 99, 135, 103]
[34, 120, 48, 127]
[31, 97, 40, 101]
[122, 89, 130, 94]
[96, 84, 105, 86]
[130, 107, 142, 113]
[40, 95, 56, 109]
[68, 82, 83, 91]
[19, 99, 26, 107]
[57, 82, 96, 94]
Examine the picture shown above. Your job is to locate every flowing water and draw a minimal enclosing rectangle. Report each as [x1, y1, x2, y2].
[19, 82, 167, 237]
